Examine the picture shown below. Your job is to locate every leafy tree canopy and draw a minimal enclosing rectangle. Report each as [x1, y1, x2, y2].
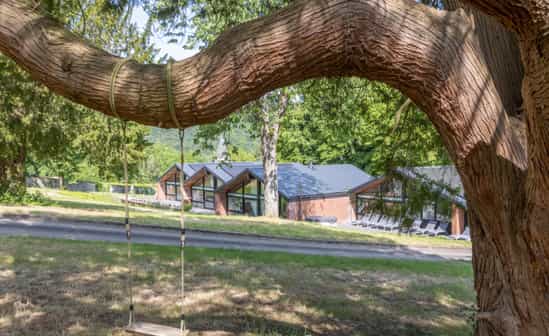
[0, 0, 157, 197]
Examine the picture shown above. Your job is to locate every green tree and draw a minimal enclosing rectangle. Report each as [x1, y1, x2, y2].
[0, 0, 157, 197]
[280, 79, 449, 174]
[0, 57, 83, 196]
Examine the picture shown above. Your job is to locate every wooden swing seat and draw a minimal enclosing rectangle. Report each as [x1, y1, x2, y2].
[126, 322, 188, 336]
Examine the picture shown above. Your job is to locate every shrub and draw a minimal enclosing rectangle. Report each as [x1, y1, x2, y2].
[0, 190, 52, 206]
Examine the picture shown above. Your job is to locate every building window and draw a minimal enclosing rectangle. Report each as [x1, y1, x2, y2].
[166, 182, 177, 197]
[421, 198, 451, 222]
[165, 172, 185, 201]
[227, 177, 265, 216]
[227, 185, 244, 214]
[226, 178, 288, 218]
[355, 179, 408, 219]
[244, 179, 258, 196]
[191, 174, 217, 210]
[356, 191, 404, 219]
[205, 191, 215, 209]
[279, 196, 288, 218]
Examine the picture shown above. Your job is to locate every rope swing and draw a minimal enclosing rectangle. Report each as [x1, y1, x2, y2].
[109, 57, 188, 336]
[177, 128, 186, 334]
[122, 120, 134, 326]
[109, 58, 136, 328]
[167, 57, 188, 334]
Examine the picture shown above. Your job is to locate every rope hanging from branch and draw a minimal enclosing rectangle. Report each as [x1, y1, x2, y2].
[109, 58, 131, 119]
[178, 128, 186, 334]
[167, 57, 187, 335]
[166, 59, 182, 129]
[122, 121, 134, 327]
[109, 57, 135, 327]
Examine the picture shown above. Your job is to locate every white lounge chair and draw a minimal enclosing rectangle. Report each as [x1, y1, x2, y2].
[456, 227, 471, 241]
[417, 220, 437, 235]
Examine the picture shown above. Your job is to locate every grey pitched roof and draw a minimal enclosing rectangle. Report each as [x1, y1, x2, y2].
[174, 163, 199, 178]
[175, 162, 262, 183]
[246, 163, 375, 200]
[158, 163, 196, 181]
[395, 165, 467, 208]
[211, 162, 262, 183]
[166, 161, 375, 200]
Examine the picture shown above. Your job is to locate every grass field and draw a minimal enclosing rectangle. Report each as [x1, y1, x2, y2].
[0, 236, 475, 336]
[0, 189, 472, 248]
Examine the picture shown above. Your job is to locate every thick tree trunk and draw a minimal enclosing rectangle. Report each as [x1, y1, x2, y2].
[446, 1, 549, 334]
[442, 3, 549, 335]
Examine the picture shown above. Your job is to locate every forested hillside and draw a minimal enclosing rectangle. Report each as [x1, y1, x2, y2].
[147, 125, 260, 159]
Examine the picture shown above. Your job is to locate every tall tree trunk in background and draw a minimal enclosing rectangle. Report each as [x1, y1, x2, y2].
[215, 134, 229, 162]
[260, 91, 289, 218]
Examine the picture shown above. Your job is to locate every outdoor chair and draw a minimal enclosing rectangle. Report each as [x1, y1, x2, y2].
[381, 217, 392, 231]
[412, 219, 428, 234]
[365, 213, 380, 229]
[370, 215, 385, 230]
[457, 227, 471, 241]
[431, 221, 450, 236]
[383, 217, 399, 231]
[403, 219, 422, 234]
[380, 217, 393, 230]
[388, 217, 403, 232]
[382, 216, 398, 231]
[362, 213, 375, 227]
[402, 217, 419, 233]
[368, 215, 381, 229]
[418, 220, 438, 235]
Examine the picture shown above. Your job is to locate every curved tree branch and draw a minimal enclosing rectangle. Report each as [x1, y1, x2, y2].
[0, 0, 467, 125]
[0, 0, 525, 170]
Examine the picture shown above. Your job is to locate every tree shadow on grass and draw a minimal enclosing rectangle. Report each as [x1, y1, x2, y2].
[0, 237, 474, 336]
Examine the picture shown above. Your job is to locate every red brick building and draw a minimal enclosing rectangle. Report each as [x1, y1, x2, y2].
[156, 162, 375, 223]
[154, 162, 468, 235]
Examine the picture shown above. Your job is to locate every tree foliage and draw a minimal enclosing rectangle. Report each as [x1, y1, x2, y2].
[0, 0, 157, 197]
[280, 79, 450, 174]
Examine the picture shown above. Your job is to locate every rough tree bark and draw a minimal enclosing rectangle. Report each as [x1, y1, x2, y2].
[260, 90, 289, 217]
[0, 0, 548, 334]
[443, 2, 544, 335]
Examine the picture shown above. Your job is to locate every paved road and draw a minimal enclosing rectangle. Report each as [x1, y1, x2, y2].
[0, 216, 471, 261]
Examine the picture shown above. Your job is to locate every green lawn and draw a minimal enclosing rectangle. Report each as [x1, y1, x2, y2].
[0, 189, 472, 248]
[0, 236, 475, 336]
